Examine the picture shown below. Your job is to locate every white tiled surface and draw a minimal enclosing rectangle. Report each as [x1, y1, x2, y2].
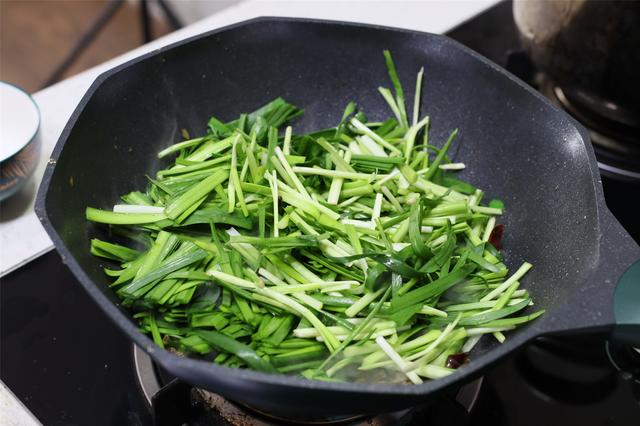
[0, 1, 497, 422]
[0, 382, 41, 426]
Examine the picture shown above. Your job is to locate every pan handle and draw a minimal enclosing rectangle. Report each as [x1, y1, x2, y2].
[602, 211, 640, 345]
[613, 260, 640, 345]
[541, 212, 640, 345]
[585, 212, 639, 345]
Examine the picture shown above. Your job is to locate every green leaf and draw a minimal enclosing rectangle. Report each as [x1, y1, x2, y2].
[422, 129, 458, 181]
[119, 244, 207, 297]
[164, 170, 230, 220]
[390, 303, 423, 327]
[90, 239, 140, 262]
[409, 203, 430, 258]
[86, 207, 166, 225]
[391, 266, 473, 312]
[194, 330, 277, 373]
[382, 50, 408, 128]
[489, 199, 505, 210]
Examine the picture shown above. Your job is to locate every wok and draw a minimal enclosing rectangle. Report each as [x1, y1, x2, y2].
[35, 18, 640, 417]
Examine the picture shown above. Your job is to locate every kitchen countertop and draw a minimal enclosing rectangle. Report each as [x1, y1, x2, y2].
[0, 1, 497, 423]
[0, 382, 39, 426]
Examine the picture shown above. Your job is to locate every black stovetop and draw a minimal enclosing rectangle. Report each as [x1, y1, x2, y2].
[2, 2, 639, 425]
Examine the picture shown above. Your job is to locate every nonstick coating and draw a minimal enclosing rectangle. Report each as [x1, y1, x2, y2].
[36, 18, 639, 416]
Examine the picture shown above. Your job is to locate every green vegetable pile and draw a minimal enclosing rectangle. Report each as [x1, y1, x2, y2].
[86, 51, 543, 384]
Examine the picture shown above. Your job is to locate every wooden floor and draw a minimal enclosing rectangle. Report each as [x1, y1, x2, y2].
[0, 0, 172, 93]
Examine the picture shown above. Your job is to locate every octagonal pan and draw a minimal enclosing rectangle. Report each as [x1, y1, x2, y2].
[35, 18, 640, 417]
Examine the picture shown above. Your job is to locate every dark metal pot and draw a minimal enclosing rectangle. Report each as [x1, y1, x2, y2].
[513, 0, 640, 129]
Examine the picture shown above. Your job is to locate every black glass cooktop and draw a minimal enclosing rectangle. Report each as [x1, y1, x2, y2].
[2, 2, 639, 425]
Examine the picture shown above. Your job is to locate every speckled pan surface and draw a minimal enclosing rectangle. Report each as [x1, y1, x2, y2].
[35, 18, 639, 416]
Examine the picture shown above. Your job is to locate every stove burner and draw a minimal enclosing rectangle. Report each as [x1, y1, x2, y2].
[606, 341, 640, 386]
[550, 85, 640, 182]
[132, 345, 483, 426]
[196, 390, 364, 425]
[515, 336, 622, 405]
[504, 50, 640, 182]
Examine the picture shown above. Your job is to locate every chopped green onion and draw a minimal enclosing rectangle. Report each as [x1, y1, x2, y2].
[86, 51, 541, 385]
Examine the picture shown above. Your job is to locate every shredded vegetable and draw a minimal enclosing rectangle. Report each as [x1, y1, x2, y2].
[86, 51, 543, 383]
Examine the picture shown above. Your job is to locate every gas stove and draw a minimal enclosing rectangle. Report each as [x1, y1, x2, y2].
[2, 2, 639, 425]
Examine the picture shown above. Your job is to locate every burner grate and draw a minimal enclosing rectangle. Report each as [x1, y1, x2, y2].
[132, 345, 482, 426]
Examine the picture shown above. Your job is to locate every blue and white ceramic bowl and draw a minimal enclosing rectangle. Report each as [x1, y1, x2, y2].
[0, 81, 41, 201]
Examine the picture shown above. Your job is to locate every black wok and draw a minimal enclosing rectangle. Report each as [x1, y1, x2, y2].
[35, 18, 640, 417]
